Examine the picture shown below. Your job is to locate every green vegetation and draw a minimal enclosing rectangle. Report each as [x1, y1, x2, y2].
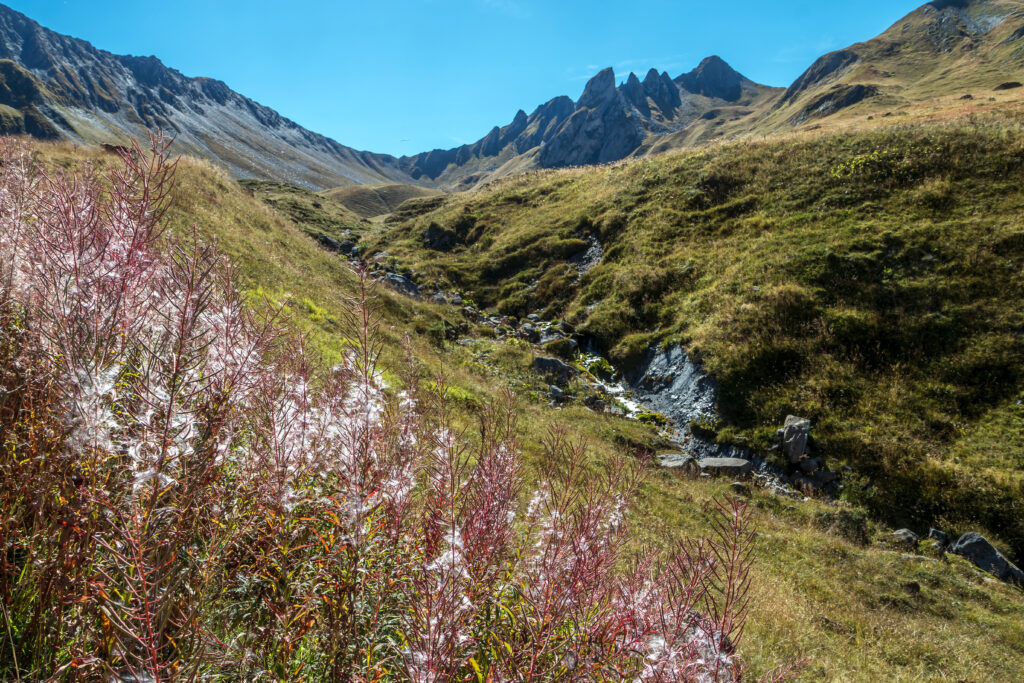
[24, 138, 1024, 680]
[321, 182, 443, 218]
[240, 179, 367, 247]
[370, 120, 1024, 564]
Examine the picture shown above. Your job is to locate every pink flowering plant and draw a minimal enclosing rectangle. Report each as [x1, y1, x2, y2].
[0, 137, 797, 681]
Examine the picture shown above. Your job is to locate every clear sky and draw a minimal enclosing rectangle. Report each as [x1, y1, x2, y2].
[7, 1, 925, 156]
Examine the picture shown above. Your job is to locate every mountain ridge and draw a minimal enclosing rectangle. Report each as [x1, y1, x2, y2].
[2, 0, 1023, 192]
[0, 2, 418, 189]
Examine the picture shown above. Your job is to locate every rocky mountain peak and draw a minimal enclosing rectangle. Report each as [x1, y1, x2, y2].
[578, 67, 617, 108]
[676, 55, 745, 101]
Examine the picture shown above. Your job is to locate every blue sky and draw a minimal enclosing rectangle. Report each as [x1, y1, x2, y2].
[8, 1, 924, 156]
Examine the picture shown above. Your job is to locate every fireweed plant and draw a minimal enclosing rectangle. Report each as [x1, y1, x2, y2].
[0, 137, 796, 681]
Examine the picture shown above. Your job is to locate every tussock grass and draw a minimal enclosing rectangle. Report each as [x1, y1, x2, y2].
[26, 137, 1024, 681]
[369, 119, 1024, 569]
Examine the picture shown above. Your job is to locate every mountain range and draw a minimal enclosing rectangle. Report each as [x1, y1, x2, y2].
[0, 0, 1022, 191]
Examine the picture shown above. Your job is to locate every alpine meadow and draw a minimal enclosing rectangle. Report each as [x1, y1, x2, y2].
[1, 1, 1024, 681]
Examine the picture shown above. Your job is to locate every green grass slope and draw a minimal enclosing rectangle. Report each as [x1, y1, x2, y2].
[368, 117, 1024, 565]
[758, 0, 1024, 132]
[30, 139, 1024, 681]
[322, 183, 443, 218]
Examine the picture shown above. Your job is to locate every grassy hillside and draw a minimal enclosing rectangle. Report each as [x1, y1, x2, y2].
[367, 117, 1024, 566]
[322, 182, 443, 218]
[24, 139, 1024, 681]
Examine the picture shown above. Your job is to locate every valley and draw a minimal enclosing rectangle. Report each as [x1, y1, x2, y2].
[1, 0, 1024, 680]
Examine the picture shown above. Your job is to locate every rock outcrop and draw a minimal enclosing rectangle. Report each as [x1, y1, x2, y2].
[951, 532, 1024, 585]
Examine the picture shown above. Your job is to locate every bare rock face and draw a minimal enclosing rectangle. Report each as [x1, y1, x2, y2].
[538, 69, 645, 168]
[676, 56, 745, 101]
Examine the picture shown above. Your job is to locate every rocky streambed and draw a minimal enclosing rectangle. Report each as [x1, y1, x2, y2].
[355, 251, 836, 499]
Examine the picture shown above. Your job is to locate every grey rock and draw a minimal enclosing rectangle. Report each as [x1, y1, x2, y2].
[813, 469, 838, 485]
[339, 239, 356, 254]
[548, 385, 567, 402]
[622, 345, 764, 463]
[539, 329, 566, 344]
[519, 323, 540, 343]
[532, 356, 579, 385]
[698, 458, 753, 478]
[928, 528, 950, 546]
[951, 532, 1024, 585]
[527, 314, 541, 322]
[798, 456, 820, 474]
[431, 292, 447, 304]
[450, 296, 463, 306]
[658, 453, 698, 472]
[891, 529, 920, 550]
[383, 273, 420, 299]
[781, 416, 811, 463]
[729, 481, 751, 496]
[316, 234, 343, 251]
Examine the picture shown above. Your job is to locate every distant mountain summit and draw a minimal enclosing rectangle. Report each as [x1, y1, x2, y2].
[764, 0, 1024, 126]
[0, 3, 415, 188]
[396, 57, 781, 188]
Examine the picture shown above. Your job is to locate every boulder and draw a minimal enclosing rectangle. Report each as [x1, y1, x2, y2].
[431, 292, 447, 304]
[450, 296, 463, 306]
[532, 356, 579, 385]
[729, 481, 751, 497]
[658, 454, 698, 473]
[383, 273, 420, 299]
[339, 239, 356, 254]
[798, 456, 820, 474]
[539, 329, 566, 345]
[950, 532, 1024, 585]
[813, 469, 838, 485]
[891, 529, 919, 550]
[994, 81, 1023, 91]
[548, 385, 568, 403]
[928, 528, 950, 547]
[542, 337, 578, 359]
[781, 416, 811, 463]
[316, 234, 343, 251]
[698, 458, 753, 478]
[519, 323, 540, 343]
[527, 313, 541, 322]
